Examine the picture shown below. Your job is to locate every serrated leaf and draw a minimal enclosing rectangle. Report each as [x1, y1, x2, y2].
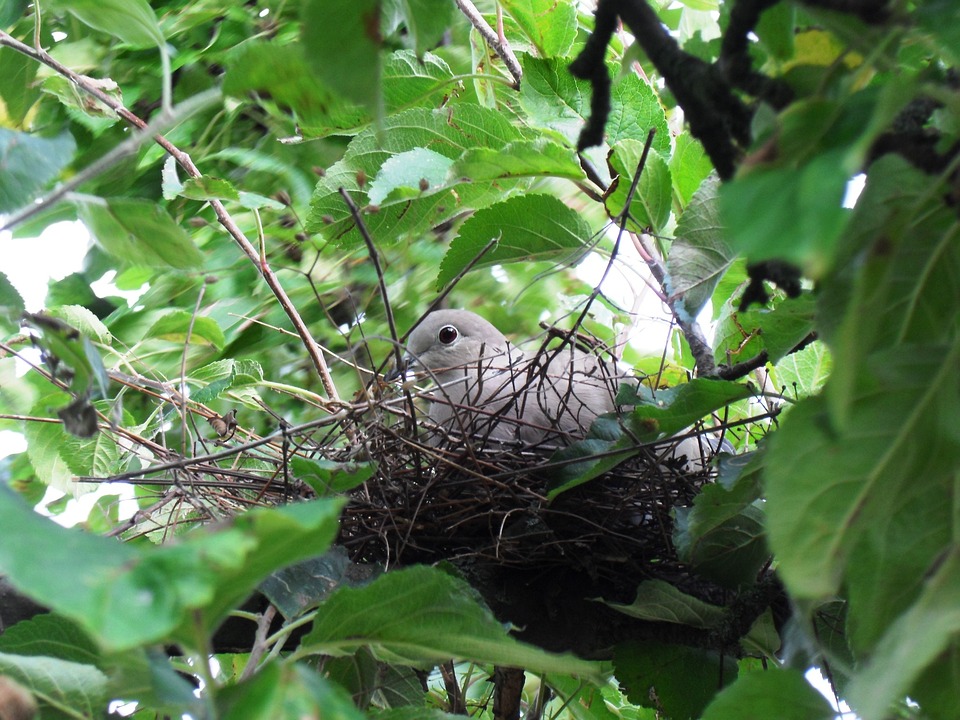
[452, 139, 584, 182]
[604, 580, 726, 628]
[670, 133, 714, 207]
[605, 142, 672, 234]
[501, 0, 577, 57]
[302, 565, 603, 679]
[0, 650, 109, 719]
[666, 174, 734, 317]
[368, 147, 455, 205]
[0, 271, 26, 335]
[306, 105, 532, 246]
[45, 305, 112, 345]
[436, 194, 591, 289]
[0, 128, 75, 213]
[144, 310, 225, 350]
[77, 198, 204, 269]
[291, 457, 375, 496]
[714, 294, 816, 367]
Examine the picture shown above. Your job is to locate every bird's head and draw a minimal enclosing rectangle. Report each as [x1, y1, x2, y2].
[390, 309, 511, 384]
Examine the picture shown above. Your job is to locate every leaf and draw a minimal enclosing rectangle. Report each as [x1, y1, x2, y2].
[519, 57, 670, 151]
[301, 0, 382, 110]
[0, 650, 108, 719]
[368, 147, 455, 205]
[714, 294, 817, 367]
[0, 272, 26, 335]
[0, 485, 344, 650]
[548, 379, 752, 498]
[615, 640, 736, 719]
[216, 662, 366, 720]
[437, 194, 591, 289]
[720, 150, 850, 277]
[306, 105, 532, 246]
[0, 128, 75, 213]
[501, 0, 577, 57]
[77, 198, 204, 269]
[604, 580, 726, 628]
[451, 139, 584, 183]
[51, 0, 164, 48]
[179, 176, 240, 202]
[700, 668, 835, 720]
[605, 142, 672, 234]
[382, 50, 458, 112]
[144, 310, 226, 349]
[223, 41, 367, 137]
[666, 174, 733, 317]
[291, 457, 375, 497]
[396, 0, 454, 58]
[670, 133, 714, 207]
[301, 565, 604, 680]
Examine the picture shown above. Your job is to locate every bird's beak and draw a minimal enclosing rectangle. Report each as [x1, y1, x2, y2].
[383, 353, 415, 382]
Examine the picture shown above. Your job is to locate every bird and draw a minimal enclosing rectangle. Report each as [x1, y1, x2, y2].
[389, 309, 725, 468]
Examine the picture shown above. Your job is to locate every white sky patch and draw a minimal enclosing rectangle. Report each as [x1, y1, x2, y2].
[1, 220, 91, 311]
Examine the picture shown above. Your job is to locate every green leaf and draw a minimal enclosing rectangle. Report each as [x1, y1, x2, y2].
[501, 0, 577, 57]
[223, 41, 367, 137]
[0, 486, 344, 650]
[301, 565, 604, 679]
[51, 0, 163, 47]
[0, 650, 108, 719]
[396, 0, 454, 57]
[144, 310, 226, 349]
[666, 174, 733, 317]
[0, 271, 26, 335]
[615, 640, 736, 719]
[720, 150, 850, 277]
[519, 57, 670, 151]
[0, 40, 40, 124]
[452, 139, 585, 183]
[302, 0, 382, 110]
[368, 147, 455, 205]
[190, 359, 264, 403]
[606, 142, 672, 234]
[77, 198, 204, 269]
[670, 133, 714, 207]
[548, 379, 752, 498]
[714, 294, 816, 367]
[45, 305, 112, 345]
[0, 128, 75, 213]
[701, 668, 834, 720]
[290, 457, 375, 496]
[604, 580, 726, 628]
[382, 50, 458, 112]
[436, 194, 592, 289]
[673, 481, 768, 589]
[179, 176, 240, 202]
[306, 105, 532, 245]
[216, 662, 366, 720]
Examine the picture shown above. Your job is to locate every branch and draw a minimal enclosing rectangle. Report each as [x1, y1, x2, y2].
[614, 0, 752, 180]
[568, 0, 618, 150]
[0, 29, 341, 404]
[718, 0, 793, 109]
[453, 0, 523, 89]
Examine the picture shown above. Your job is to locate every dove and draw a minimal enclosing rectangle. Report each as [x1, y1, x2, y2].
[390, 310, 726, 469]
[392, 309, 625, 446]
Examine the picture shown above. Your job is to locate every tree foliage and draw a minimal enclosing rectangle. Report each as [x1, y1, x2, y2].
[0, 0, 959, 718]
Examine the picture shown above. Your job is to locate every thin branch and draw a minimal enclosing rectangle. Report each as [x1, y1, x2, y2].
[454, 0, 523, 89]
[0, 29, 341, 404]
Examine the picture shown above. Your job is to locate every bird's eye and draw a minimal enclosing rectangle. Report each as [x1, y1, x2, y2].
[438, 325, 459, 345]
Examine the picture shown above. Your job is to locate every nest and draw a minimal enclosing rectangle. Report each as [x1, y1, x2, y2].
[332, 389, 725, 600]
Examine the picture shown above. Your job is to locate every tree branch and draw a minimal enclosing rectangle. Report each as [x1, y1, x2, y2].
[0, 29, 342, 404]
[453, 0, 523, 89]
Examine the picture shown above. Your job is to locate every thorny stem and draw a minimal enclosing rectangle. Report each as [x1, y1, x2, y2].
[0, 29, 341, 404]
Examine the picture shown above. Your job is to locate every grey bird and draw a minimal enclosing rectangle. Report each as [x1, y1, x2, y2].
[391, 309, 725, 468]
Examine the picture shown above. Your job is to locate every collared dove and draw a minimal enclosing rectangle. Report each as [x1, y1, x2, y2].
[391, 309, 724, 469]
